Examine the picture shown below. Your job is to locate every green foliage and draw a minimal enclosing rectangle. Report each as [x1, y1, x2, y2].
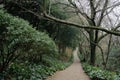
[0, 9, 57, 74]
[9, 55, 72, 80]
[82, 63, 120, 80]
[57, 26, 81, 49]
[50, 4, 68, 19]
[78, 51, 120, 80]
[0, 1, 74, 80]
[42, 55, 71, 69]
[107, 47, 120, 72]
[3, 0, 80, 50]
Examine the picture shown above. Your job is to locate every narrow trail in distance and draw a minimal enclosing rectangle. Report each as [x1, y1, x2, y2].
[46, 48, 90, 80]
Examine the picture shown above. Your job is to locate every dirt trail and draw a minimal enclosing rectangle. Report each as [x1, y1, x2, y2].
[46, 48, 90, 80]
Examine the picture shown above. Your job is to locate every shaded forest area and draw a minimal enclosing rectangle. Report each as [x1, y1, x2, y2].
[0, 0, 120, 80]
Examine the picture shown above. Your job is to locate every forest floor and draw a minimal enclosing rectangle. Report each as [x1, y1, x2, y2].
[46, 48, 90, 80]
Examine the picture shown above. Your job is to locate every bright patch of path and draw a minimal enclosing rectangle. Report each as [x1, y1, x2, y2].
[46, 48, 90, 80]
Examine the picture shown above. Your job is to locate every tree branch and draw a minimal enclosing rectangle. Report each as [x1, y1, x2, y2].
[44, 12, 120, 36]
[68, 0, 91, 24]
[89, 0, 96, 20]
[97, 0, 108, 26]
[10, 1, 120, 36]
[96, 2, 120, 13]
[80, 29, 105, 65]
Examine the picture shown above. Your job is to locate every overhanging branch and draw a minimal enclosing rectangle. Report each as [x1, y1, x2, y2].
[9, 1, 120, 36]
[44, 12, 120, 36]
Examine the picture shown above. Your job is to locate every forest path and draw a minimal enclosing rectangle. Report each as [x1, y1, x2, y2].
[46, 48, 90, 80]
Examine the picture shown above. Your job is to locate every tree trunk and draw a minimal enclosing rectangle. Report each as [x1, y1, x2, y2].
[89, 30, 98, 65]
[90, 43, 97, 65]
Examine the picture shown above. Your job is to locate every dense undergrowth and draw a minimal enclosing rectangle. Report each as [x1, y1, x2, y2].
[82, 63, 120, 80]
[0, 9, 73, 80]
[78, 51, 120, 80]
[0, 55, 72, 80]
[6, 55, 72, 80]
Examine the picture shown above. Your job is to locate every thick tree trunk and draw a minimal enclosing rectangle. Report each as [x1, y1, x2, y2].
[89, 30, 98, 65]
[90, 43, 97, 65]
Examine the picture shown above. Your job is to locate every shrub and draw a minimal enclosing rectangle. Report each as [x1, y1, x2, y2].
[0, 9, 57, 76]
[107, 47, 120, 72]
[9, 55, 72, 80]
[82, 63, 120, 80]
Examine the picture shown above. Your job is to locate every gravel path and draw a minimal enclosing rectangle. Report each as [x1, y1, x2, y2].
[46, 48, 90, 80]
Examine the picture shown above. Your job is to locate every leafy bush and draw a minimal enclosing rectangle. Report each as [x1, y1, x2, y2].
[9, 55, 72, 80]
[107, 47, 120, 72]
[82, 63, 120, 80]
[42, 55, 71, 69]
[78, 45, 120, 80]
[0, 9, 57, 76]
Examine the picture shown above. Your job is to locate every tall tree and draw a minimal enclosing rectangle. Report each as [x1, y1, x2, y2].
[44, 0, 120, 65]
[3, 0, 81, 53]
[3, 0, 120, 65]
